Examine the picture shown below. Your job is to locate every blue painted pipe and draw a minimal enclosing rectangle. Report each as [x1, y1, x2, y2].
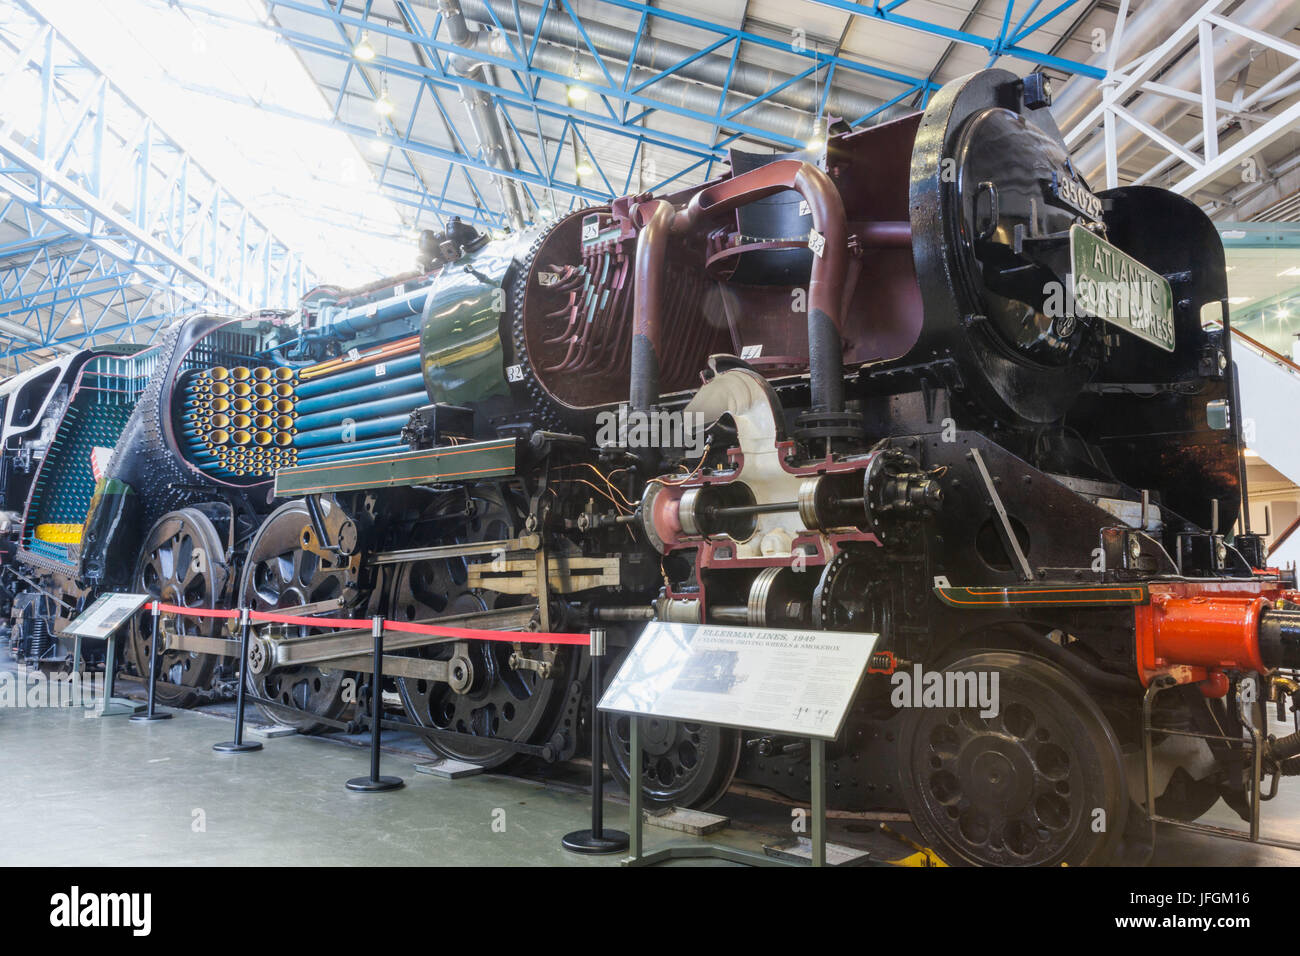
[290, 444, 407, 467]
[293, 435, 409, 460]
[294, 390, 426, 431]
[290, 412, 411, 449]
[294, 370, 427, 415]
[294, 352, 422, 399]
[330, 287, 431, 338]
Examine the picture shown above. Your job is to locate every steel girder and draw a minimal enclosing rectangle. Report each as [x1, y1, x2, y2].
[1063, 0, 1300, 207]
[0, 0, 314, 369]
[175, 0, 1104, 231]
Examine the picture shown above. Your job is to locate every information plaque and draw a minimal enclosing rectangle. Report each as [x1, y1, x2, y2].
[63, 592, 149, 639]
[62, 592, 150, 717]
[598, 621, 877, 740]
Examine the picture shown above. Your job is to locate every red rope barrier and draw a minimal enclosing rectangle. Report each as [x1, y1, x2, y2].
[153, 602, 589, 645]
[383, 617, 590, 646]
[155, 602, 240, 620]
[249, 609, 370, 629]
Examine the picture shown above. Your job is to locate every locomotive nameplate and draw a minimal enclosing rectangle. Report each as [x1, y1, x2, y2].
[1069, 225, 1175, 352]
[599, 622, 875, 740]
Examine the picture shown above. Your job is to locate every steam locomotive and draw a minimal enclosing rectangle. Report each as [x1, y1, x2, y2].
[4, 68, 1299, 867]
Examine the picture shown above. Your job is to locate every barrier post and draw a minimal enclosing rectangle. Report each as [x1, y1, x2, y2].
[130, 601, 172, 722]
[214, 607, 262, 753]
[346, 616, 403, 792]
[563, 628, 629, 853]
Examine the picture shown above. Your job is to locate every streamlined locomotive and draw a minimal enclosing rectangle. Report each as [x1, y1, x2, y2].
[4, 68, 1298, 866]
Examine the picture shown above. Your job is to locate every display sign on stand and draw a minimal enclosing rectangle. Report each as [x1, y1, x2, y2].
[599, 621, 877, 866]
[63, 592, 150, 717]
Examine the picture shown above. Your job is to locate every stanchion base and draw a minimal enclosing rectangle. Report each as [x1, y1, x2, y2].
[346, 775, 404, 792]
[213, 740, 263, 753]
[129, 711, 173, 722]
[562, 828, 630, 854]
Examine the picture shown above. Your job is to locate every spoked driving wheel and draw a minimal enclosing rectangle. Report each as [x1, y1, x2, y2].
[898, 651, 1128, 866]
[604, 710, 742, 810]
[129, 508, 232, 707]
[394, 487, 572, 770]
[238, 499, 360, 734]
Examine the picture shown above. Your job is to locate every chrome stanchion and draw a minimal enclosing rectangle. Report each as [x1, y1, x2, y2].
[214, 607, 262, 753]
[347, 616, 403, 792]
[130, 601, 172, 722]
[563, 628, 629, 853]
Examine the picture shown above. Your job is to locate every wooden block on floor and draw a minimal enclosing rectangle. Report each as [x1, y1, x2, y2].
[414, 758, 483, 779]
[762, 836, 872, 867]
[645, 806, 730, 835]
[249, 724, 298, 738]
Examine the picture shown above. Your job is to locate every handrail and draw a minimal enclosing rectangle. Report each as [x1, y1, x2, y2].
[1269, 513, 1300, 559]
[1209, 321, 1300, 377]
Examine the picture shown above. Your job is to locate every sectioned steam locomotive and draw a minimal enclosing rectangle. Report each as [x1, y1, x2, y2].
[4, 68, 1299, 866]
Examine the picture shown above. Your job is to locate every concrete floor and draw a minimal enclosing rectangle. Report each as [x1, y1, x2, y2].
[4, 658, 1300, 866]
[0, 700, 780, 866]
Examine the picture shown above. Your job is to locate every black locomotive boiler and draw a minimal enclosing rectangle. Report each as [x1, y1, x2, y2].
[3, 68, 1298, 867]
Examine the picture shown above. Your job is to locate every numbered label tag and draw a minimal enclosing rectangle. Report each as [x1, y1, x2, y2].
[346, 348, 361, 362]
[365, 304, 379, 317]
[740, 344, 763, 360]
[798, 199, 810, 217]
[506, 364, 525, 383]
[538, 271, 558, 287]
[374, 363, 387, 377]
[807, 228, 825, 258]
[581, 220, 599, 242]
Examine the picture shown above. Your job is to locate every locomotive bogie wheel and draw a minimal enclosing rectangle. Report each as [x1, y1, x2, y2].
[603, 712, 742, 811]
[898, 650, 1128, 866]
[129, 507, 232, 707]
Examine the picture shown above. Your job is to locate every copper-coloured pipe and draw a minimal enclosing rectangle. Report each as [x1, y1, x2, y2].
[630, 158, 849, 413]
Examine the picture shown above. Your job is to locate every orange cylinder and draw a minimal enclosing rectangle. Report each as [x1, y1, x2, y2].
[1138, 594, 1269, 676]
